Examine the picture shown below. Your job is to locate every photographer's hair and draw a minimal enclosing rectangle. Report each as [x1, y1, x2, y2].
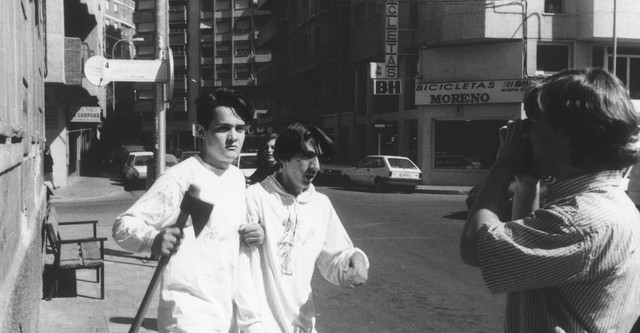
[523, 68, 640, 171]
[195, 88, 251, 129]
[274, 123, 334, 162]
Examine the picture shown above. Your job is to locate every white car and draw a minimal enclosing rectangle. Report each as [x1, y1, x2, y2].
[341, 155, 423, 192]
[123, 151, 154, 183]
[233, 151, 258, 178]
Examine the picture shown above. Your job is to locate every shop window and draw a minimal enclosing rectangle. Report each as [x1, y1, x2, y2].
[536, 44, 569, 75]
[544, 0, 562, 13]
[433, 120, 507, 170]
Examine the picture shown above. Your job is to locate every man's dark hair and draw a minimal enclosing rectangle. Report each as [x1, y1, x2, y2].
[274, 123, 334, 162]
[523, 68, 640, 171]
[195, 88, 251, 128]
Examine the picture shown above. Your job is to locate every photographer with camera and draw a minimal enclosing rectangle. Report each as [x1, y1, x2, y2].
[460, 68, 640, 332]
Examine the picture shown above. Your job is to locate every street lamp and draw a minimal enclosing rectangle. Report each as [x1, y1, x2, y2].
[111, 37, 145, 113]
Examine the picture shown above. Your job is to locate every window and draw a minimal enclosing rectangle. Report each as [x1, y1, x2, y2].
[234, 41, 250, 55]
[536, 44, 569, 74]
[314, 27, 321, 50]
[544, 0, 562, 14]
[114, 22, 119, 30]
[433, 120, 507, 170]
[235, 0, 249, 9]
[216, 43, 231, 56]
[201, 44, 214, 57]
[106, 0, 110, 10]
[608, 52, 640, 99]
[291, 40, 297, 60]
[302, 34, 308, 57]
[215, 0, 230, 10]
[216, 21, 231, 34]
[234, 20, 250, 33]
[113, 3, 118, 12]
[235, 65, 250, 79]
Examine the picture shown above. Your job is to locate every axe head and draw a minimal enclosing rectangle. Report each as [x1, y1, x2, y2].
[180, 185, 214, 237]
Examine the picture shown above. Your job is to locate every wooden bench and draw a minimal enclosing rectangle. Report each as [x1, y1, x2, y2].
[43, 220, 107, 300]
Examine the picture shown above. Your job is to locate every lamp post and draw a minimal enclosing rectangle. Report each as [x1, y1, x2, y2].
[110, 37, 145, 113]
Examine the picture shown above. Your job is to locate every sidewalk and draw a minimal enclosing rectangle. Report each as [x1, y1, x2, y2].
[39, 171, 471, 333]
[41, 171, 160, 333]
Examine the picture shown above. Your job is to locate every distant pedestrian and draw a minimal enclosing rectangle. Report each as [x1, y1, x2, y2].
[44, 145, 56, 189]
[247, 132, 279, 185]
[461, 68, 640, 332]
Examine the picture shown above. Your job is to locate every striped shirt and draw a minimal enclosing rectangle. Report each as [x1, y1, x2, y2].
[477, 171, 640, 333]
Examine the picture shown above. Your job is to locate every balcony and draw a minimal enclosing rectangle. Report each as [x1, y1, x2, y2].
[169, 31, 187, 45]
[169, 8, 187, 22]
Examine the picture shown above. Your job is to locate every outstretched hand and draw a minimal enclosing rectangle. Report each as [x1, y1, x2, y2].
[344, 252, 368, 287]
[151, 226, 183, 257]
[239, 222, 265, 246]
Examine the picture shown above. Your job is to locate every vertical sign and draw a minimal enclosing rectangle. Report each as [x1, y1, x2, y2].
[385, 1, 398, 79]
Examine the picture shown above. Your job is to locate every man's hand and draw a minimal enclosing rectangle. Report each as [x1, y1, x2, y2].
[239, 223, 265, 246]
[151, 226, 183, 257]
[344, 252, 368, 287]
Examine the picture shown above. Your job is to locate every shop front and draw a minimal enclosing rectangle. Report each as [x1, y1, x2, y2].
[415, 79, 529, 185]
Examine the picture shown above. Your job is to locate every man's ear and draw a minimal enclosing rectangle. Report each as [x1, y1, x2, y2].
[195, 124, 206, 139]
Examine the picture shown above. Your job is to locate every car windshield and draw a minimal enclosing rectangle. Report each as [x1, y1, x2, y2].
[134, 156, 152, 166]
[388, 158, 417, 169]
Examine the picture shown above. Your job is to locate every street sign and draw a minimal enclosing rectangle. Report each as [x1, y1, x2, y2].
[84, 55, 169, 86]
[370, 62, 386, 79]
[374, 79, 402, 95]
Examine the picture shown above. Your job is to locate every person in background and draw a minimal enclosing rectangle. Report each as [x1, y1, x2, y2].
[247, 132, 279, 185]
[44, 145, 57, 189]
[112, 88, 265, 333]
[460, 68, 640, 332]
[241, 122, 369, 333]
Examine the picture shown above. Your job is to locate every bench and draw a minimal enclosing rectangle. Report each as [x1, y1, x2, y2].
[43, 220, 107, 300]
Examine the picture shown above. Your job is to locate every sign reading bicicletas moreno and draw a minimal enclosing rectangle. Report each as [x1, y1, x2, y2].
[415, 79, 530, 105]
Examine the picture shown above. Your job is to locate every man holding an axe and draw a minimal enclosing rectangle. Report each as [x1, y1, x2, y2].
[113, 88, 265, 333]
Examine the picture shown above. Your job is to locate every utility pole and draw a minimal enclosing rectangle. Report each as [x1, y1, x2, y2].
[155, 0, 168, 176]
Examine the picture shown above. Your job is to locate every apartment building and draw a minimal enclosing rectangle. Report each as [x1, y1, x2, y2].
[132, 0, 271, 152]
[255, 0, 352, 162]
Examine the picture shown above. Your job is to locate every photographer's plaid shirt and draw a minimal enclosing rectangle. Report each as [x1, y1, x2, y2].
[477, 171, 640, 333]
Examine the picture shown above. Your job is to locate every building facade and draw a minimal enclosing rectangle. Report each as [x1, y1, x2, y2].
[0, 0, 48, 331]
[255, 0, 353, 162]
[45, 0, 106, 186]
[132, 0, 271, 152]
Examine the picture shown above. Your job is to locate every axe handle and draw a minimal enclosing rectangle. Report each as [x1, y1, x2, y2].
[129, 210, 189, 333]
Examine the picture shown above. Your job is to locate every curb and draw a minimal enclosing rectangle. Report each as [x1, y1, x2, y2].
[417, 188, 471, 195]
[50, 190, 132, 204]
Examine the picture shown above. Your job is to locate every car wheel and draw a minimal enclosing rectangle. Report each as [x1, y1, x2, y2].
[373, 178, 385, 192]
[342, 176, 352, 189]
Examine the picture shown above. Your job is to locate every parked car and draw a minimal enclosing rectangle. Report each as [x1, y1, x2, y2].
[123, 151, 154, 183]
[434, 152, 482, 170]
[145, 154, 179, 189]
[118, 144, 146, 171]
[341, 155, 422, 192]
[232, 151, 258, 179]
[179, 150, 199, 161]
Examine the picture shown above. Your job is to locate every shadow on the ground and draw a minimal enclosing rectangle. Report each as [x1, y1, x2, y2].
[110, 317, 158, 332]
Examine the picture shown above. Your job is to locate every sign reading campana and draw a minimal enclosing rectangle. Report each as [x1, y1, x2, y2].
[70, 106, 102, 123]
[415, 79, 530, 105]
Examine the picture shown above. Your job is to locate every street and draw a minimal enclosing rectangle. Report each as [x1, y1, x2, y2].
[52, 184, 505, 332]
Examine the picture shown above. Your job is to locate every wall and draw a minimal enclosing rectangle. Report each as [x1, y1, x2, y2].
[0, 0, 48, 332]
